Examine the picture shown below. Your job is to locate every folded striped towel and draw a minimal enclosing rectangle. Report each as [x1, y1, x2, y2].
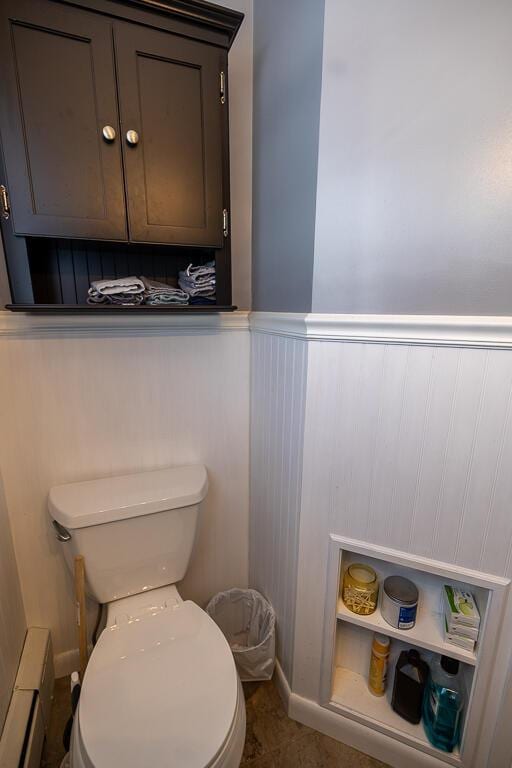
[178, 261, 216, 297]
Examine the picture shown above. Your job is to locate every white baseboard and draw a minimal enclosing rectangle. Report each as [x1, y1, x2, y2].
[273, 659, 291, 709]
[54, 648, 80, 679]
[286, 691, 444, 768]
[54, 642, 98, 679]
[274, 648, 443, 767]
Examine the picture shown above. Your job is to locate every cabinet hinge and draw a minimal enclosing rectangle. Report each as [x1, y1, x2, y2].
[0, 184, 10, 220]
[220, 71, 226, 105]
[223, 208, 229, 237]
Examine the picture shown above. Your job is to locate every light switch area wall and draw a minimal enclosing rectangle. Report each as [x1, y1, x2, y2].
[0, 471, 26, 734]
[218, 0, 253, 310]
[312, 0, 512, 315]
[252, 0, 325, 312]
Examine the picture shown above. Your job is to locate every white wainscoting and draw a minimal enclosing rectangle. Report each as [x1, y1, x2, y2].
[0, 313, 250, 672]
[251, 312, 512, 767]
[0, 472, 26, 733]
[296, 340, 512, 767]
[294, 337, 512, 685]
[250, 330, 308, 682]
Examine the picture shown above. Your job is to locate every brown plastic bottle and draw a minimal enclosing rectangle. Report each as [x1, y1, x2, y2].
[391, 649, 429, 724]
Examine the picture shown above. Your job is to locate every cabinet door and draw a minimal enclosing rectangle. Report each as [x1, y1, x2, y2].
[0, 0, 126, 240]
[114, 23, 224, 246]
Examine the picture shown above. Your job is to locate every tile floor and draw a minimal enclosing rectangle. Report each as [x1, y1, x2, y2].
[41, 676, 389, 768]
[41, 677, 71, 768]
[241, 680, 389, 768]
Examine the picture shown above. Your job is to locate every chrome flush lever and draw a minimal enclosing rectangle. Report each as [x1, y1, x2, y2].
[52, 520, 72, 542]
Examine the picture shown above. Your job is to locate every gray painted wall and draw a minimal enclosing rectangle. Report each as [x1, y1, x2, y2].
[216, 0, 253, 310]
[252, 0, 325, 312]
[312, 0, 512, 315]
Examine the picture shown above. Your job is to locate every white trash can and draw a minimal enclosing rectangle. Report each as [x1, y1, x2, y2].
[206, 588, 276, 681]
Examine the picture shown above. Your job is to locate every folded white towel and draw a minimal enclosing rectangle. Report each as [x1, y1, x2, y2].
[89, 276, 144, 296]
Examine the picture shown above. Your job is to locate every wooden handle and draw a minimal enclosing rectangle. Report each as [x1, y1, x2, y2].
[74, 555, 88, 681]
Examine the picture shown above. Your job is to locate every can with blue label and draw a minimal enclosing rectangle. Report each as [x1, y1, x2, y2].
[382, 575, 418, 630]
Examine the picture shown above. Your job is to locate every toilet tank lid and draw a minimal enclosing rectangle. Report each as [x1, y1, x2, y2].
[48, 465, 208, 530]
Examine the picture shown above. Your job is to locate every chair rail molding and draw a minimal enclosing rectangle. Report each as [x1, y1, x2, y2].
[0, 310, 249, 339]
[250, 312, 512, 349]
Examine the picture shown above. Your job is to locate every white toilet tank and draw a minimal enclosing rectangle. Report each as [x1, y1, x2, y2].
[48, 465, 208, 604]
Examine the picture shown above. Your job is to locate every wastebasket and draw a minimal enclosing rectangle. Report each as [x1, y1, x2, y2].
[206, 588, 276, 681]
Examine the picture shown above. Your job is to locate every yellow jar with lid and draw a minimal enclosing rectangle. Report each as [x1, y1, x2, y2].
[342, 563, 379, 615]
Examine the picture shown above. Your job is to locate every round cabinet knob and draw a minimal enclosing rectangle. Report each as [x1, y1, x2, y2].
[126, 129, 140, 146]
[102, 125, 116, 142]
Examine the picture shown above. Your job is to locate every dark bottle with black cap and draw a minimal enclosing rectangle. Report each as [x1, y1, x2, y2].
[423, 655, 465, 752]
[391, 649, 429, 724]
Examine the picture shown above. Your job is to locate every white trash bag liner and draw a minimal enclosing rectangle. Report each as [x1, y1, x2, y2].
[206, 588, 276, 681]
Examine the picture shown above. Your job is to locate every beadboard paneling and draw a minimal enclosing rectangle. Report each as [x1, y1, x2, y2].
[250, 331, 308, 682]
[0, 328, 249, 668]
[249, 317, 512, 767]
[0, 473, 26, 734]
[294, 340, 512, 705]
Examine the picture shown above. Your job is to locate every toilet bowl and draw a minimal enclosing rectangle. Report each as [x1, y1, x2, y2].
[70, 587, 245, 768]
[49, 466, 245, 768]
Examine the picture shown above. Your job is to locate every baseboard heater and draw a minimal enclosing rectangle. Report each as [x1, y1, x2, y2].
[0, 628, 54, 768]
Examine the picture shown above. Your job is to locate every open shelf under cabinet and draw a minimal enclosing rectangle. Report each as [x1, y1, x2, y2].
[6, 304, 236, 313]
[4, 236, 231, 312]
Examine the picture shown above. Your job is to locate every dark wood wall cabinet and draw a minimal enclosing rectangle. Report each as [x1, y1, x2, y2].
[0, 0, 242, 312]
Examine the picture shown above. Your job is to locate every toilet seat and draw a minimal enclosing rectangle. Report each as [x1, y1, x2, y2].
[77, 600, 239, 768]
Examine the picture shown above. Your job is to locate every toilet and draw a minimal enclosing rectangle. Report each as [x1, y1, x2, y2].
[48, 465, 246, 768]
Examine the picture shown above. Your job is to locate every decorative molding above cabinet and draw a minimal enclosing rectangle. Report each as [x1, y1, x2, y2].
[0, 0, 243, 311]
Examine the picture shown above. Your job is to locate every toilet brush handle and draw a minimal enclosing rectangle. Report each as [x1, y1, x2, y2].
[74, 555, 88, 682]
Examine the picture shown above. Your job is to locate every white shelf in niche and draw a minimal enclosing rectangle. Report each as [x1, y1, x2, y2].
[319, 535, 510, 767]
[336, 597, 477, 666]
[329, 616, 471, 764]
[336, 545, 491, 666]
[331, 667, 461, 766]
